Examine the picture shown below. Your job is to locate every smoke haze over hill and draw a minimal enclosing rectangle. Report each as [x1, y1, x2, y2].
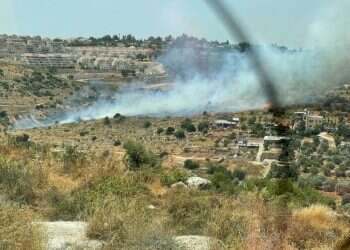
[14, 1, 350, 129]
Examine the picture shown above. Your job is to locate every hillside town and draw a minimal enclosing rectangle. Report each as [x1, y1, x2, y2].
[1, 31, 350, 250]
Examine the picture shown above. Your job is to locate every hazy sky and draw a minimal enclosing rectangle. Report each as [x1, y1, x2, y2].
[0, 0, 333, 47]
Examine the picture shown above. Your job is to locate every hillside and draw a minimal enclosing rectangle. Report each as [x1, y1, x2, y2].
[0, 62, 85, 128]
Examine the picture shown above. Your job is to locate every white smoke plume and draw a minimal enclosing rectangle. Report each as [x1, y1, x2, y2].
[14, 1, 350, 129]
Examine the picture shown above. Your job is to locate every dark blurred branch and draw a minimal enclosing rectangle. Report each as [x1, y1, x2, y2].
[205, 0, 280, 110]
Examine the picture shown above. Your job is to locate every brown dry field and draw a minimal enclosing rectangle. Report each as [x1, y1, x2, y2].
[8, 113, 265, 177]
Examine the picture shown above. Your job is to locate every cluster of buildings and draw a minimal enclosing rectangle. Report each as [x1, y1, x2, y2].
[0, 35, 164, 76]
[0, 35, 74, 69]
[293, 110, 324, 129]
[72, 46, 162, 75]
[0, 35, 65, 58]
[293, 109, 345, 130]
[21, 53, 75, 69]
[214, 117, 240, 128]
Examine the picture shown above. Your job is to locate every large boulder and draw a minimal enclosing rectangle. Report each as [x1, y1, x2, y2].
[171, 181, 188, 189]
[345, 170, 350, 178]
[173, 236, 225, 250]
[186, 177, 211, 189]
[37, 221, 102, 250]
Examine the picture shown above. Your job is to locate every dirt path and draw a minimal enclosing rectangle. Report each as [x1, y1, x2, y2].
[256, 142, 264, 162]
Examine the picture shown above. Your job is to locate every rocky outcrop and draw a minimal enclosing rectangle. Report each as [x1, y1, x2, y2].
[171, 181, 188, 189]
[186, 177, 211, 189]
[37, 221, 102, 250]
[173, 235, 225, 250]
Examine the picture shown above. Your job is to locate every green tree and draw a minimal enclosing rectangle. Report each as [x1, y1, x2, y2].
[184, 160, 199, 170]
[156, 127, 164, 134]
[232, 169, 246, 181]
[197, 121, 209, 133]
[143, 121, 152, 129]
[166, 127, 175, 135]
[267, 162, 298, 180]
[175, 129, 186, 139]
[247, 116, 256, 125]
[181, 119, 196, 132]
[123, 141, 158, 169]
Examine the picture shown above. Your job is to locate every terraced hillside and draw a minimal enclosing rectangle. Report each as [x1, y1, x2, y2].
[0, 62, 84, 128]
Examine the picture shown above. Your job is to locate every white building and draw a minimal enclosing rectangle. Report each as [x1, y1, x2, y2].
[21, 53, 75, 68]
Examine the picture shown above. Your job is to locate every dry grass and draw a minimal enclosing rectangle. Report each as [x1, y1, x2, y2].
[286, 204, 346, 249]
[0, 132, 349, 250]
[292, 204, 338, 230]
[87, 196, 177, 250]
[0, 205, 44, 250]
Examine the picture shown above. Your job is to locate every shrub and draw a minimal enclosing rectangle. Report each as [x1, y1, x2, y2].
[197, 121, 209, 133]
[308, 175, 327, 190]
[114, 139, 122, 146]
[247, 116, 256, 125]
[113, 113, 125, 121]
[321, 179, 336, 192]
[324, 162, 335, 170]
[263, 179, 336, 208]
[332, 155, 343, 165]
[232, 169, 246, 181]
[143, 121, 152, 128]
[79, 131, 89, 136]
[159, 151, 168, 158]
[267, 163, 298, 180]
[62, 145, 86, 172]
[181, 119, 196, 132]
[160, 169, 189, 187]
[227, 132, 237, 140]
[184, 159, 199, 170]
[321, 166, 331, 177]
[335, 168, 346, 177]
[293, 186, 336, 208]
[0, 110, 7, 118]
[318, 142, 329, 153]
[156, 127, 164, 134]
[8, 134, 36, 149]
[309, 167, 319, 175]
[264, 179, 295, 197]
[210, 169, 237, 193]
[104, 116, 111, 125]
[174, 129, 186, 139]
[223, 139, 230, 147]
[15, 134, 30, 144]
[251, 123, 265, 137]
[0, 110, 9, 125]
[166, 127, 175, 135]
[123, 141, 158, 169]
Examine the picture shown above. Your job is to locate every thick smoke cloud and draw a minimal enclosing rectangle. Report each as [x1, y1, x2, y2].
[14, 1, 350, 129]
